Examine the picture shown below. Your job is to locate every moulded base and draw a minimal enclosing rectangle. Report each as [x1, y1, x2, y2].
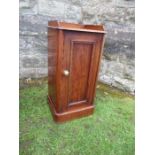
[48, 96, 94, 123]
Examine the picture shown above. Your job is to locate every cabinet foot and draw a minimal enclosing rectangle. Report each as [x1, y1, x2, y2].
[48, 96, 94, 123]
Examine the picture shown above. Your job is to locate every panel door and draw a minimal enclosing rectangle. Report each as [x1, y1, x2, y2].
[61, 31, 103, 111]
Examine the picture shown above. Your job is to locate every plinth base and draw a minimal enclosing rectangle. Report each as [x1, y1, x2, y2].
[48, 96, 94, 123]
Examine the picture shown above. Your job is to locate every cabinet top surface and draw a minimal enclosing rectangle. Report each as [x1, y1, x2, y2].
[48, 21, 106, 34]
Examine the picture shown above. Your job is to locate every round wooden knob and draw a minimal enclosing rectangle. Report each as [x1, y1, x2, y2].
[63, 70, 69, 76]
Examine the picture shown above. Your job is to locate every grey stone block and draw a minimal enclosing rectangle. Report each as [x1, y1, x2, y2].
[19, 0, 38, 15]
[19, 68, 48, 78]
[65, 4, 82, 22]
[82, 6, 135, 25]
[20, 55, 48, 68]
[19, 35, 47, 54]
[38, 0, 66, 18]
[20, 0, 30, 8]
[19, 15, 51, 33]
[99, 59, 134, 93]
[114, 0, 135, 8]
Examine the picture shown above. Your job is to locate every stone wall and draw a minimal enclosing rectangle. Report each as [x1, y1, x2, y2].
[19, 0, 135, 93]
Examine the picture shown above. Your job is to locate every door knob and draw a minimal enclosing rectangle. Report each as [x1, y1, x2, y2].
[63, 70, 69, 76]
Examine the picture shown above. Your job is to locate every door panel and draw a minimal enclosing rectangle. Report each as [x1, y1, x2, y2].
[69, 42, 93, 105]
[62, 31, 103, 110]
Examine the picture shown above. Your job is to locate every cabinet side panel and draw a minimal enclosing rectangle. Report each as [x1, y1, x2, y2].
[48, 28, 58, 104]
[89, 34, 105, 104]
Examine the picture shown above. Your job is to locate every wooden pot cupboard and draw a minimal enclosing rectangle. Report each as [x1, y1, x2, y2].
[48, 21, 106, 122]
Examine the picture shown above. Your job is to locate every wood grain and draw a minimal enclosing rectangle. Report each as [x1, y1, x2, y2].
[48, 21, 106, 122]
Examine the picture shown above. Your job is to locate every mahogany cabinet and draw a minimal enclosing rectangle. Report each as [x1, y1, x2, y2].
[48, 21, 106, 122]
